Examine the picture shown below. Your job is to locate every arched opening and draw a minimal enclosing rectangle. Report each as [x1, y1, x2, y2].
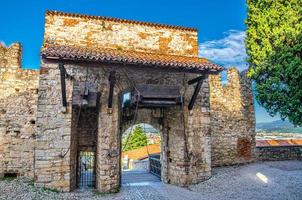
[121, 123, 162, 185]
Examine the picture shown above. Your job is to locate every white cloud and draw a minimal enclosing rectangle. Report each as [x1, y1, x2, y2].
[0, 41, 7, 47]
[199, 30, 248, 71]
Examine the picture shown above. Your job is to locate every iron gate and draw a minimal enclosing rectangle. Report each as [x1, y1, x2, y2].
[78, 151, 96, 188]
[149, 155, 161, 177]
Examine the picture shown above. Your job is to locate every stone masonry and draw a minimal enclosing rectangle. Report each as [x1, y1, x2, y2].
[256, 145, 302, 161]
[209, 68, 256, 166]
[0, 43, 39, 178]
[0, 11, 255, 193]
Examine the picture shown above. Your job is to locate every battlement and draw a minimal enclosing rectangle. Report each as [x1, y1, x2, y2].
[0, 42, 39, 98]
[209, 68, 256, 166]
[0, 43, 39, 178]
[0, 42, 22, 68]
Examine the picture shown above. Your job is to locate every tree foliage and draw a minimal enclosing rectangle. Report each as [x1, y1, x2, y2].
[122, 126, 148, 151]
[245, 0, 302, 125]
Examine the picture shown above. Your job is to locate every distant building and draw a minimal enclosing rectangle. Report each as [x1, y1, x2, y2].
[122, 143, 161, 170]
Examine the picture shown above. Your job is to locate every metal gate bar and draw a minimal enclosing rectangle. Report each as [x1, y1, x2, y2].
[149, 156, 161, 177]
[78, 151, 96, 188]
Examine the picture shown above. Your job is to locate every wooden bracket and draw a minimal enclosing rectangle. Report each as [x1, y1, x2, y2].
[58, 62, 67, 107]
[188, 77, 204, 110]
[188, 76, 203, 85]
[108, 71, 116, 109]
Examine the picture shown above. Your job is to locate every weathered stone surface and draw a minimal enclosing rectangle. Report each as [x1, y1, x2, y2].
[44, 11, 198, 57]
[0, 43, 39, 178]
[256, 146, 302, 161]
[0, 12, 256, 193]
[209, 68, 256, 166]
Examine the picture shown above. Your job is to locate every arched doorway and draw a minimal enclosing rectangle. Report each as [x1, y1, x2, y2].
[121, 123, 162, 185]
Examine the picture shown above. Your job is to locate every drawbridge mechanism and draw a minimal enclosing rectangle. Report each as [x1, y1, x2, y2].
[129, 84, 183, 108]
[72, 82, 98, 107]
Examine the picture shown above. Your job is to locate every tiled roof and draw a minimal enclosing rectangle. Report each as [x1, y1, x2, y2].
[256, 139, 302, 147]
[41, 45, 224, 72]
[46, 11, 197, 32]
[122, 143, 161, 160]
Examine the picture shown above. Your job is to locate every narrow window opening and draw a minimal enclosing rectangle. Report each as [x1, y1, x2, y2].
[221, 70, 228, 86]
[122, 92, 131, 108]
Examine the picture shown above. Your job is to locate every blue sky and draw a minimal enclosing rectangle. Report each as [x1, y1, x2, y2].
[0, 0, 281, 123]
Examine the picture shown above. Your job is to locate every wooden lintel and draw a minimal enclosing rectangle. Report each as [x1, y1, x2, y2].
[59, 62, 67, 107]
[188, 79, 203, 110]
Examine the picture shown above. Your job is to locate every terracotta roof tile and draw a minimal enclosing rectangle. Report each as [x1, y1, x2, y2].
[256, 139, 302, 147]
[41, 45, 224, 72]
[122, 143, 161, 160]
[46, 10, 197, 32]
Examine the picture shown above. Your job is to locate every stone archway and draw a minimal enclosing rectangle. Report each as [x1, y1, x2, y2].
[120, 122, 162, 184]
[119, 108, 168, 184]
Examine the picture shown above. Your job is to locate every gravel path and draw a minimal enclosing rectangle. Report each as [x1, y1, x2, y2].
[1, 161, 301, 200]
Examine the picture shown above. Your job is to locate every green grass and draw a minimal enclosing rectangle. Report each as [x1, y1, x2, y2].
[0, 176, 17, 181]
[40, 187, 60, 193]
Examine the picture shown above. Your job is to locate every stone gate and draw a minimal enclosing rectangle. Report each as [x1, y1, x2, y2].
[0, 11, 255, 193]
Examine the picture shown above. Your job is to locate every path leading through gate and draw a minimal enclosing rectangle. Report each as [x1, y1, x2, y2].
[122, 170, 161, 186]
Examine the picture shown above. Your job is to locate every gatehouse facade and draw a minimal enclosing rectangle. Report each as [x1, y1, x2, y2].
[0, 11, 255, 192]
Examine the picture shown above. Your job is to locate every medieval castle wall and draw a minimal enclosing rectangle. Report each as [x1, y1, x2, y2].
[209, 68, 256, 166]
[0, 11, 255, 193]
[0, 43, 255, 191]
[34, 60, 212, 191]
[0, 43, 39, 178]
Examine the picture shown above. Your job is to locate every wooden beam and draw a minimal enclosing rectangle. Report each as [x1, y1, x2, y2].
[188, 78, 203, 110]
[58, 62, 67, 107]
[108, 71, 116, 108]
[188, 76, 203, 85]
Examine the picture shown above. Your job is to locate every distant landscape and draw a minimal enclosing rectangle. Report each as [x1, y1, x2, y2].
[256, 120, 302, 133]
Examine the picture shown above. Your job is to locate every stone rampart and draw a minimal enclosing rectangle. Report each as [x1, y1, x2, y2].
[209, 68, 256, 166]
[0, 43, 39, 178]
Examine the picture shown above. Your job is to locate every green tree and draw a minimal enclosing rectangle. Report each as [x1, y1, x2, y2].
[245, 0, 302, 125]
[122, 126, 148, 151]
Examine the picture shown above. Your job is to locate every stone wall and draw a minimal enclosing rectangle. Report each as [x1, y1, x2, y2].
[34, 60, 74, 191]
[209, 68, 256, 167]
[0, 12, 256, 193]
[0, 43, 39, 178]
[256, 146, 302, 161]
[38, 11, 217, 191]
[0, 43, 256, 193]
[43, 11, 198, 57]
[34, 11, 256, 192]
[35, 60, 212, 192]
